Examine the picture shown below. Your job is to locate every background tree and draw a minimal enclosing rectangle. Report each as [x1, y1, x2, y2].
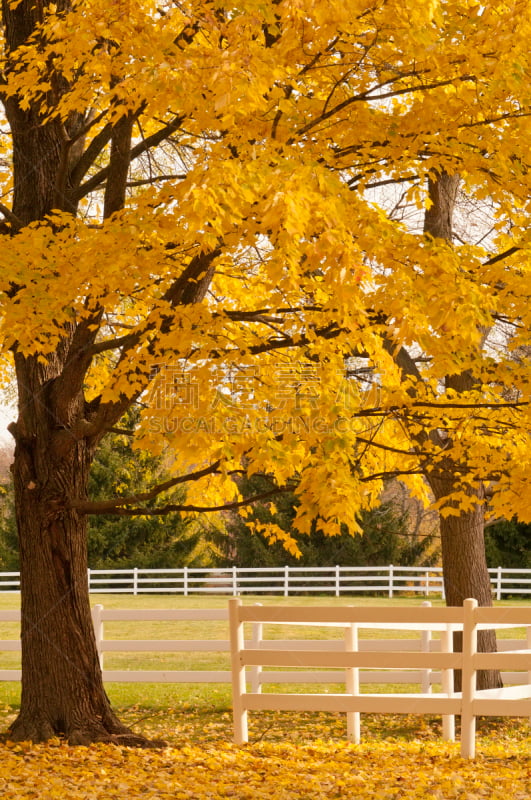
[1, 0, 531, 742]
[221, 475, 437, 570]
[388, 173, 503, 688]
[485, 520, 531, 571]
[86, 415, 218, 570]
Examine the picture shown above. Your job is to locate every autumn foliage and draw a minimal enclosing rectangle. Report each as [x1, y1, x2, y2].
[1, 0, 531, 534]
[1, 0, 531, 742]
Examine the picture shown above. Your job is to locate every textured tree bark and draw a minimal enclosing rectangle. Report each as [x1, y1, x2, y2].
[8, 350, 156, 744]
[423, 172, 502, 691]
[1, 0, 163, 744]
[423, 172, 460, 240]
[10, 380, 121, 743]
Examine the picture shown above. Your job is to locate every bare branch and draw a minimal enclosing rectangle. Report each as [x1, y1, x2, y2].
[76, 486, 292, 517]
[74, 115, 185, 202]
[0, 202, 23, 230]
[298, 76, 475, 137]
[71, 460, 222, 514]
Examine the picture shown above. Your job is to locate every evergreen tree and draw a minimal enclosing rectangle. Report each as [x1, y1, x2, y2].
[485, 519, 531, 570]
[0, 479, 17, 571]
[0, 420, 218, 572]
[220, 475, 437, 569]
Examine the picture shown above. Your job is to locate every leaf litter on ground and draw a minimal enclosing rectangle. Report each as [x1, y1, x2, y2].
[0, 706, 529, 799]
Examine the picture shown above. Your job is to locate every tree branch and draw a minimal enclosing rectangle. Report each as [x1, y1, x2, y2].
[359, 469, 427, 483]
[73, 115, 185, 202]
[49, 309, 105, 428]
[127, 173, 186, 188]
[482, 246, 520, 267]
[106, 427, 135, 436]
[104, 112, 134, 218]
[77, 486, 292, 517]
[88, 332, 141, 357]
[0, 202, 23, 230]
[71, 486, 293, 517]
[298, 76, 475, 137]
[71, 459, 222, 514]
[68, 121, 114, 191]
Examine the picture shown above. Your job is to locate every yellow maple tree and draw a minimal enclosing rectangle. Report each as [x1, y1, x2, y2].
[0, 0, 530, 742]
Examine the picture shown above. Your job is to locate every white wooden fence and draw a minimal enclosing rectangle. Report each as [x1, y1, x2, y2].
[1, 601, 530, 754]
[1, 565, 530, 598]
[1, 601, 530, 757]
[229, 598, 531, 758]
[1, 603, 529, 689]
[0, 603, 459, 685]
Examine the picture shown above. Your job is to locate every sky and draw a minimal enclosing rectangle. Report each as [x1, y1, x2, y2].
[0, 406, 14, 448]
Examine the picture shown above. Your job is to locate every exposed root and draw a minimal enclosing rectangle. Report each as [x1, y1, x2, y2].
[68, 728, 167, 748]
[8, 715, 56, 745]
[7, 713, 167, 748]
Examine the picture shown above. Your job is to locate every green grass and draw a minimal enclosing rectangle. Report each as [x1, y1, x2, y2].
[1, 593, 530, 737]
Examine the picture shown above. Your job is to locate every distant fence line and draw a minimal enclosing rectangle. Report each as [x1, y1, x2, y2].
[0, 565, 530, 599]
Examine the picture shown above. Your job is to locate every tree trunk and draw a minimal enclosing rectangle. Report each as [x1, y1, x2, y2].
[1, 0, 158, 739]
[8, 354, 152, 745]
[428, 477, 502, 691]
[422, 172, 502, 691]
[423, 172, 460, 240]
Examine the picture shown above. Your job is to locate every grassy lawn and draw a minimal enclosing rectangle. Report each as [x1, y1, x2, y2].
[0, 593, 529, 745]
[0, 594, 529, 799]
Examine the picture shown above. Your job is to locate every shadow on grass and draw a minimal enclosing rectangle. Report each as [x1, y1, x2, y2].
[112, 704, 529, 748]
[0, 699, 528, 748]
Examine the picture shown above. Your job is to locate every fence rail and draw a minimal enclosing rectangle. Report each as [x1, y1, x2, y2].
[2, 603, 528, 688]
[1, 603, 529, 692]
[1, 565, 530, 598]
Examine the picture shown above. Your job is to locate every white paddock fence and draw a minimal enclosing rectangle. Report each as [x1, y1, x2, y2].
[1, 565, 530, 598]
[0, 602, 466, 686]
[229, 598, 531, 758]
[1, 600, 530, 756]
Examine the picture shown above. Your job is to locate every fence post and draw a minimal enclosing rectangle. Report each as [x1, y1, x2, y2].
[91, 604, 104, 669]
[461, 598, 478, 758]
[133, 567, 138, 596]
[232, 566, 238, 596]
[183, 567, 188, 597]
[250, 604, 263, 693]
[440, 624, 455, 742]
[496, 566, 502, 601]
[345, 621, 360, 744]
[527, 623, 531, 724]
[229, 597, 248, 744]
[421, 601, 432, 693]
[87, 568, 91, 593]
[388, 564, 394, 598]
[284, 565, 289, 597]
[335, 565, 340, 598]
